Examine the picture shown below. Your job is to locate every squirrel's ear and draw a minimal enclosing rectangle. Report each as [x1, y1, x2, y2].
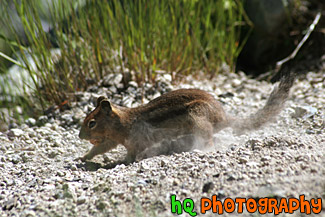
[97, 96, 107, 107]
[100, 99, 112, 114]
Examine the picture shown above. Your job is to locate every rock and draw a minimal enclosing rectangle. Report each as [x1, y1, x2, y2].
[96, 200, 109, 210]
[48, 151, 59, 159]
[8, 128, 25, 137]
[160, 159, 169, 167]
[261, 155, 271, 162]
[55, 183, 77, 200]
[172, 178, 180, 186]
[25, 118, 36, 126]
[2, 198, 18, 211]
[77, 196, 87, 205]
[226, 174, 237, 181]
[8, 122, 18, 129]
[21, 210, 36, 217]
[5, 179, 15, 186]
[137, 179, 147, 186]
[231, 79, 241, 87]
[37, 115, 48, 126]
[215, 190, 225, 199]
[60, 113, 74, 126]
[202, 182, 214, 193]
[138, 162, 150, 172]
[70, 164, 78, 171]
[291, 106, 318, 119]
[128, 81, 138, 88]
[238, 156, 249, 164]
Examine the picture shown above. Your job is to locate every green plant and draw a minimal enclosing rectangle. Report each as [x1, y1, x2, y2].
[0, 0, 251, 118]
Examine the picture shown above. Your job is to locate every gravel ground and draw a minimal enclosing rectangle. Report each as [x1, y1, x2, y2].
[0, 68, 324, 216]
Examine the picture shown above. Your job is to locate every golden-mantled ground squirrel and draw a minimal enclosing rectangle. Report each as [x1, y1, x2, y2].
[79, 73, 294, 163]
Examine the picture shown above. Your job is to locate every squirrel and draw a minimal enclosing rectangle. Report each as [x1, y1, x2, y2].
[78, 72, 295, 163]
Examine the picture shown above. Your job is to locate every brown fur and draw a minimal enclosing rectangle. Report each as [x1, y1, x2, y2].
[79, 73, 294, 163]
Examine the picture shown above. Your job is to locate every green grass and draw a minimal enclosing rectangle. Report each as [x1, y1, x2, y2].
[0, 0, 251, 121]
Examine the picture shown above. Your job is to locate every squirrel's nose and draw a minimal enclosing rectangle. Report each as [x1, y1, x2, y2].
[79, 127, 86, 139]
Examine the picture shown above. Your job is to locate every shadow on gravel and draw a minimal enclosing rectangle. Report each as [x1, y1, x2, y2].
[75, 161, 125, 171]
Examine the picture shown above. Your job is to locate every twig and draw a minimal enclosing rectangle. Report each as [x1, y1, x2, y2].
[275, 12, 321, 72]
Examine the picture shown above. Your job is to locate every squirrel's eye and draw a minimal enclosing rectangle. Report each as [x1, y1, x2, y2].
[88, 120, 96, 129]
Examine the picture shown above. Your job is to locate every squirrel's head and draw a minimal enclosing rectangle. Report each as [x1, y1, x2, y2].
[79, 96, 123, 145]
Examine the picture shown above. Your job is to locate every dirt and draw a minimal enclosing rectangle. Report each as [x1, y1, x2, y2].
[0, 68, 324, 216]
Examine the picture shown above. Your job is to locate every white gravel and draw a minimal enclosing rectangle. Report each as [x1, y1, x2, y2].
[0, 70, 324, 216]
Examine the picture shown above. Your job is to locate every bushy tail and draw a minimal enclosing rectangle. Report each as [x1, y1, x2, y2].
[231, 72, 295, 134]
